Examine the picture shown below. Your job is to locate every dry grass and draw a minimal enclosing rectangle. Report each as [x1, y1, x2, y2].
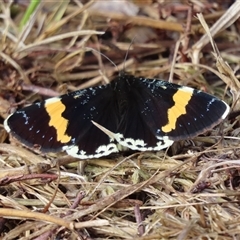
[0, 1, 240, 239]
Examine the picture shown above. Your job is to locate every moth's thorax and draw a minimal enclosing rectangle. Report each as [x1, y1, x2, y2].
[113, 75, 137, 112]
[114, 74, 136, 91]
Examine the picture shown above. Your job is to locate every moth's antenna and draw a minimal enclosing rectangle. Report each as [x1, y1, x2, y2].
[85, 47, 118, 72]
[123, 36, 136, 73]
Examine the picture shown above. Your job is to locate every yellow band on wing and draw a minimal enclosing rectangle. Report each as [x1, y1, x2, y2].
[45, 98, 71, 143]
[162, 88, 193, 133]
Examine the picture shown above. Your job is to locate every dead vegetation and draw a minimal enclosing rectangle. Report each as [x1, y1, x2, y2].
[0, 0, 240, 239]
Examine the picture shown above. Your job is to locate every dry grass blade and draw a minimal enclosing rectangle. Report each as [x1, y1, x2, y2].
[0, 208, 74, 230]
[192, 1, 240, 55]
[17, 30, 104, 53]
[89, 10, 184, 32]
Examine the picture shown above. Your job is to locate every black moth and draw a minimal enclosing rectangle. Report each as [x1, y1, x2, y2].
[4, 74, 229, 159]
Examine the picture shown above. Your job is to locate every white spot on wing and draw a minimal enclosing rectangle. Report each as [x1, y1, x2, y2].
[3, 115, 11, 132]
[114, 133, 174, 151]
[45, 97, 61, 104]
[179, 86, 195, 93]
[64, 143, 119, 159]
[221, 101, 230, 119]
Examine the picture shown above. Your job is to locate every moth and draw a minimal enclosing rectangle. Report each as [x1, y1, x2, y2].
[4, 74, 230, 159]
